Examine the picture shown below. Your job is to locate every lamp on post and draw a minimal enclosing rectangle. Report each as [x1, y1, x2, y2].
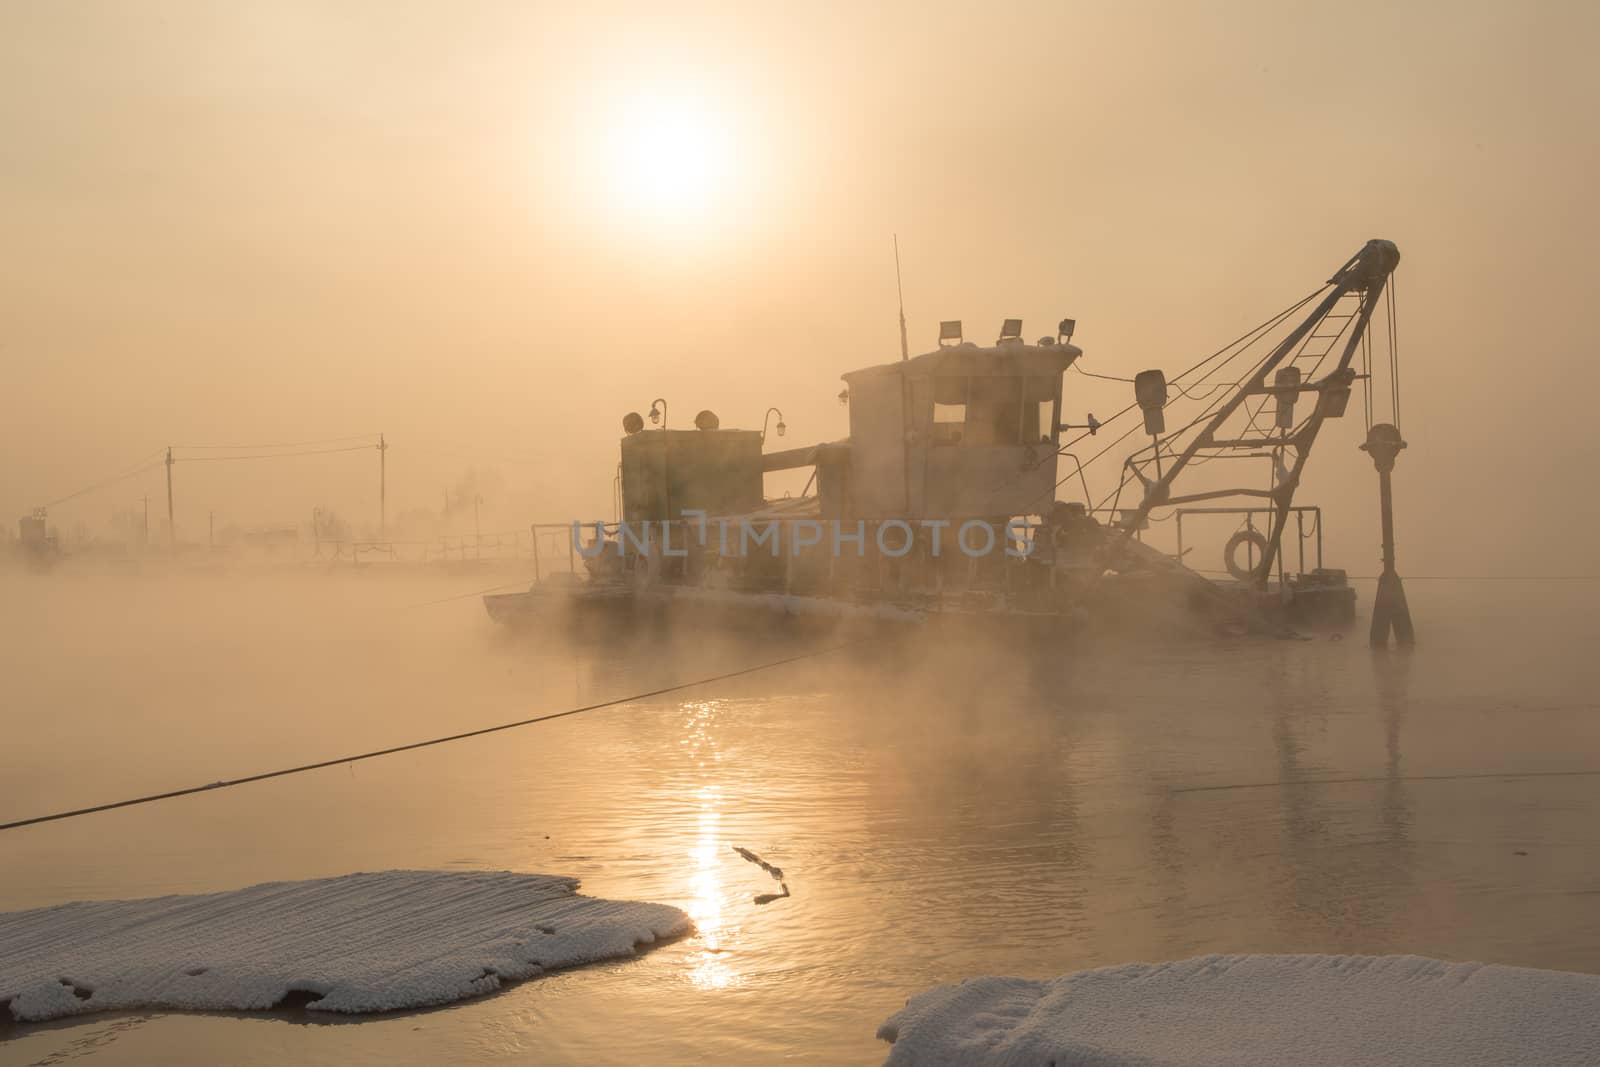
[762, 407, 787, 443]
[647, 398, 671, 520]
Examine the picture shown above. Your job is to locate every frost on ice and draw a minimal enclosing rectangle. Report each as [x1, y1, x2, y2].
[878, 954, 1600, 1067]
[0, 870, 690, 1024]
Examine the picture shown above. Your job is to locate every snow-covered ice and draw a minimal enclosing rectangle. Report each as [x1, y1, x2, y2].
[878, 954, 1600, 1066]
[1, 870, 690, 1023]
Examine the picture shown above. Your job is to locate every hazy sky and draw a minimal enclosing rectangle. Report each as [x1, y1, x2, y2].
[3, 1, 1596, 571]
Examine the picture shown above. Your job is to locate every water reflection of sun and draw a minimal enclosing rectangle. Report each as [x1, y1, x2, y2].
[682, 702, 740, 990]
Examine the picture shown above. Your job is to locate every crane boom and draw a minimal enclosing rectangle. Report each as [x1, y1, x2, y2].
[1114, 239, 1400, 583]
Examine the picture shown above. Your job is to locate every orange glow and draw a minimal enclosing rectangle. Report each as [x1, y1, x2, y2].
[681, 704, 740, 990]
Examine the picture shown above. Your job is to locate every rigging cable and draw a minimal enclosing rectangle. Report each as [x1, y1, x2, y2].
[1071, 363, 1137, 384]
[0, 640, 864, 834]
[1097, 282, 1369, 516]
[1388, 273, 1402, 430]
[1096, 284, 1330, 493]
[1167, 381, 1232, 402]
[1361, 328, 1374, 431]
[982, 283, 1332, 515]
[1078, 364, 1237, 403]
[1093, 351, 1257, 516]
[1166, 285, 1328, 385]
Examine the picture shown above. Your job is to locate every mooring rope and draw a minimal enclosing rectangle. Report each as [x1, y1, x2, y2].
[1172, 767, 1600, 795]
[396, 578, 539, 609]
[0, 641, 864, 833]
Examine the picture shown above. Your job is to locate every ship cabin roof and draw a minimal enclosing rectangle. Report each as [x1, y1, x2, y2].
[841, 339, 1082, 384]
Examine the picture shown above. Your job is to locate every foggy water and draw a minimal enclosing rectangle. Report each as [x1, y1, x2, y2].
[3, 570, 1599, 1064]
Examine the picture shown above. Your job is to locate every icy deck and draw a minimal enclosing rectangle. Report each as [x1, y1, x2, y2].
[1, 870, 690, 1023]
[878, 954, 1600, 1066]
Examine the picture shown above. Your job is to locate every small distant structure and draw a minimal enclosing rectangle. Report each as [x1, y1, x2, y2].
[19, 510, 49, 548]
[17, 508, 61, 569]
[235, 523, 301, 559]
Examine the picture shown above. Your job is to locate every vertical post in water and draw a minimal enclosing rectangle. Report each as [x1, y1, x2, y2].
[378, 433, 387, 540]
[1362, 424, 1415, 647]
[164, 447, 175, 555]
[894, 235, 910, 362]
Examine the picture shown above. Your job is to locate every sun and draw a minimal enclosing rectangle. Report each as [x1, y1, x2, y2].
[546, 70, 765, 245]
[627, 104, 728, 215]
[594, 89, 742, 234]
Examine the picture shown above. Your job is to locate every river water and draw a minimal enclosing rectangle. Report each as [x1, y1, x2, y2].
[3, 570, 1598, 1064]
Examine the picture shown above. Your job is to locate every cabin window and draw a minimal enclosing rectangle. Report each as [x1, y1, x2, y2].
[1023, 376, 1056, 442]
[930, 374, 1059, 446]
[967, 376, 1023, 445]
[932, 377, 967, 445]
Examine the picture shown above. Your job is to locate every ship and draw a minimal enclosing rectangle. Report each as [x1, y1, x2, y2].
[487, 239, 1413, 644]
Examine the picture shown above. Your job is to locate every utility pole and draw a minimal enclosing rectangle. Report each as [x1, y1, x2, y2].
[474, 495, 482, 560]
[378, 433, 387, 539]
[141, 495, 149, 548]
[164, 447, 175, 555]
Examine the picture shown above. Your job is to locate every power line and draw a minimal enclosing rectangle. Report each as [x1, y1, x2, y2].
[174, 434, 379, 451]
[175, 444, 377, 463]
[39, 435, 382, 507]
[0, 640, 863, 833]
[43, 451, 167, 508]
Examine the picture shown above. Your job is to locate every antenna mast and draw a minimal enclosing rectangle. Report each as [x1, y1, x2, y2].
[894, 235, 909, 361]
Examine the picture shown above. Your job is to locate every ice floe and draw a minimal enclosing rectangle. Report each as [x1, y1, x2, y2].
[1, 870, 689, 1023]
[878, 954, 1600, 1066]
